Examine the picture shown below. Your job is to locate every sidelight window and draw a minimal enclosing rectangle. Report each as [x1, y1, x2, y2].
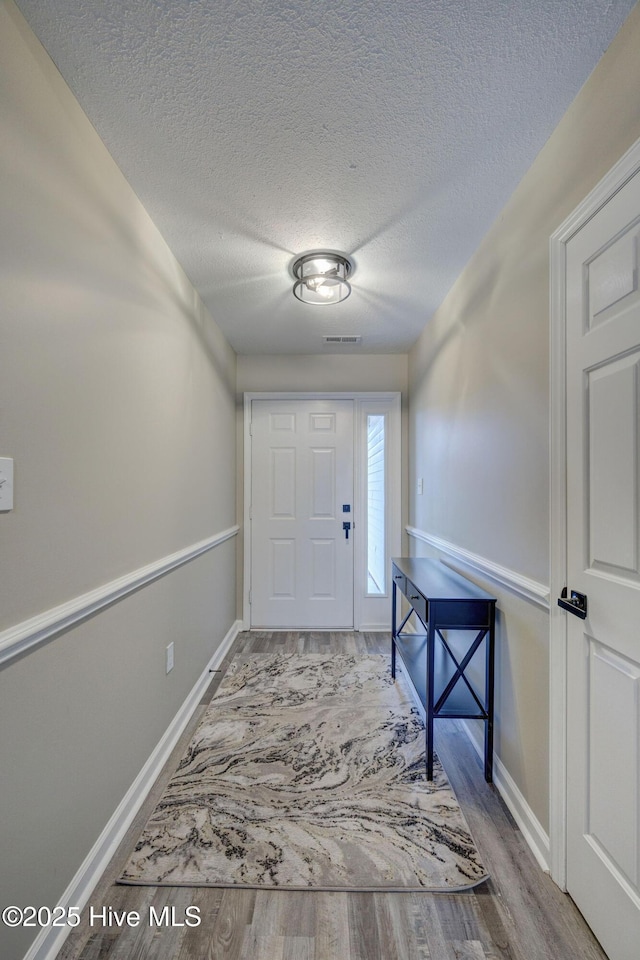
[366, 414, 386, 595]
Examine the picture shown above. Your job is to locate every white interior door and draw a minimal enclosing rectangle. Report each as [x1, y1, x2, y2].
[250, 399, 354, 628]
[564, 165, 640, 960]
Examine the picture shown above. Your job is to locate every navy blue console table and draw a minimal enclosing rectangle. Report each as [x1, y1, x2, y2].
[391, 557, 497, 782]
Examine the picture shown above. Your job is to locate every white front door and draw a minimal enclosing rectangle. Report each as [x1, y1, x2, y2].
[250, 399, 354, 628]
[564, 163, 640, 960]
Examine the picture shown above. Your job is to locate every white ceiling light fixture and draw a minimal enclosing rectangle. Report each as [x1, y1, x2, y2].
[292, 252, 352, 305]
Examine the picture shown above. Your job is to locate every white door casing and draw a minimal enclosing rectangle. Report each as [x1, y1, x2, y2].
[249, 399, 354, 628]
[243, 392, 402, 631]
[551, 139, 640, 960]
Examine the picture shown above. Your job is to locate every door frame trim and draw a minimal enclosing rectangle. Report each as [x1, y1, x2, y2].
[243, 392, 402, 630]
[549, 135, 640, 890]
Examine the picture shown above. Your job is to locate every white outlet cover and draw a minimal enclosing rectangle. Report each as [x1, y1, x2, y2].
[0, 458, 14, 511]
[166, 642, 174, 674]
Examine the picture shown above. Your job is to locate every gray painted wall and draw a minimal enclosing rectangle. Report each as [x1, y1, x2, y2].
[408, 2, 640, 833]
[0, 4, 237, 958]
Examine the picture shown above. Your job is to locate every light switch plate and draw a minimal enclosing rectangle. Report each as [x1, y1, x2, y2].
[0, 458, 14, 511]
[417, 477, 423, 496]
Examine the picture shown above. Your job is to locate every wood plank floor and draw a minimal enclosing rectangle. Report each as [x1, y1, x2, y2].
[57, 632, 608, 960]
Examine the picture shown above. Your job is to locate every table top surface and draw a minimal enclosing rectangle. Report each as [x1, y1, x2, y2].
[392, 557, 497, 603]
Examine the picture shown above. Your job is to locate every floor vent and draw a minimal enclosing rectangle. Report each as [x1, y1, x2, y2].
[323, 335, 362, 344]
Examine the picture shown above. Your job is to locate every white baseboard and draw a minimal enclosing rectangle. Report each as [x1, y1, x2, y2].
[460, 720, 550, 872]
[23, 619, 242, 960]
[395, 660, 550, 874]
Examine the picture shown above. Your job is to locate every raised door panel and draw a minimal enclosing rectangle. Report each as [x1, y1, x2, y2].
[310, 447, 336, 519]
[587, 217, 640, 329]
[270, 540, 295, 599]
[587, 640, 640, 890]
[271, 448, 296, 519]
[588, 355, 640, 580]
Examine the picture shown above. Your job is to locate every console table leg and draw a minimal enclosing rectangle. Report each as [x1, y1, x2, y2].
[426, 621, 435, 780]
[391, 580, 397, 679]
[484, 604, 496, 782]
[484, 721, 493, 783]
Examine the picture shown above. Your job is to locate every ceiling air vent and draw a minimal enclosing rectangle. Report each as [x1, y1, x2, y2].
[323, 335, 362, 344]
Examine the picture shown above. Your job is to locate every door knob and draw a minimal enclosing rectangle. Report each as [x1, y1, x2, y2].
[342, 521, 351, 540]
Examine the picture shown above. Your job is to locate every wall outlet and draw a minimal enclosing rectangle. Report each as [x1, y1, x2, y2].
[166, 642, 174, 674]
[0, 458, 14, 511]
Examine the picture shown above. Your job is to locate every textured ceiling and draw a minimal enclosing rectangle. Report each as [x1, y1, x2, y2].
[15, 0, 637, 354]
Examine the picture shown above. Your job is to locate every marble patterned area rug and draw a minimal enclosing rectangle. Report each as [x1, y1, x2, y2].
[119, 654, 487, 891]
